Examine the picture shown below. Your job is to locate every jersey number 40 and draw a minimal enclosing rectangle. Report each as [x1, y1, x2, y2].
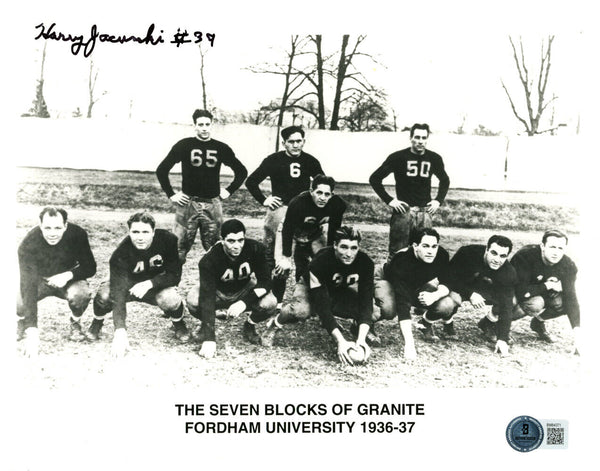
[221, 262, 252, 282]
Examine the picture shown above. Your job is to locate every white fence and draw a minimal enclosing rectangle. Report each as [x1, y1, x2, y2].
[13, 118, 585, 192]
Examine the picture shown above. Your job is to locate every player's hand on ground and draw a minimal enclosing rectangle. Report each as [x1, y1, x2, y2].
[355, 339, 372, 361]
[494, 339, 509, 357]
[227, 300, 247, 318]
[219, 188, 230, 200]
[170, 191, 190, 206]
[23, 327, 40, 358]
[199, 341, 216, 358]
[111, 328, 129, 358]
[388, 198, 409, 214]
[274, 256, 292, 276]
[45, 271, 74, 289]
[418, 290, 438, 307]
[263, 195, 283, 210]
[337, 339, 356, 366]
[129, 280, 153, 299]
[469, 292, 486, 309]
[426, 199, 440, 214]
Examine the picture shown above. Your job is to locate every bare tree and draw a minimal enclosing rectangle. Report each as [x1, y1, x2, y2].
[87, 60, 107, 118]
[23, 42, 50, 118]
[501, 35, 556, 136]
[199, 44, 209, 109]
[339, 88, 390, 132]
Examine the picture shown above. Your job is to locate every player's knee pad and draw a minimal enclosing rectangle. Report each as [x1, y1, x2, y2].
[257, 292, 278, 314]
[377, 299, 397, 321]
[156, 287, 182, 312]
[520, 295, 545, 316]
[546, 293, 564, 312]
[430, 296, 459, 320]
[66, 281, 92, 306]
[282, 300, 311, 321]
[186, 286, 200, 318]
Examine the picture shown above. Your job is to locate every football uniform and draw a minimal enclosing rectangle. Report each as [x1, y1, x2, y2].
[375, 246, 458, 322]
[187, 238, 276, 342]
[281, 190, 347, 280]
[448, 244, 518, 342]
[156, 137, 248, 261]
[94, 229, 183, 329]
[18, 223, 96, 329]
[511, 244, 580, 328]
[245, 151, 324, 301]
[369, 147, 450, 257]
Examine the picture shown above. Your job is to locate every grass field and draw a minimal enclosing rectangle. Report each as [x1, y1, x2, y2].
[15, 166, 583, 388]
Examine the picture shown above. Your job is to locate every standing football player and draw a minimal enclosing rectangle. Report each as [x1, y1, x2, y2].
[90, 212, 190, 357]
[447, 235, 517, 357]
[511, 229, 581, 354]
[374, 228, 459, 359]
[17, 207, 97, 357]
[262, 226, 375, 365]
[156, 109, 248, 263]
[186, 219, 277, 359]
[245, 126, 324, 306]
[369, 123, 450, 259]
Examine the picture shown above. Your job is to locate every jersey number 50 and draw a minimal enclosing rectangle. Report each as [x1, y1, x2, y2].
[406, 160, 431, 177]
[191, 149, 217, 168]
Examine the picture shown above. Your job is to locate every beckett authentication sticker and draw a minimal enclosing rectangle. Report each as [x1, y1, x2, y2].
[506, 416, 544, 452]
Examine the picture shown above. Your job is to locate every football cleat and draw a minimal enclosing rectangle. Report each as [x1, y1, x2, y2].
[442, 321, 458, 339]
[85, 319, 103, 341]
[172, 320, 191, 342]
[69, 319, 86, 342]
[530, 317, 554, 343]
[477, 317, 497, 343]
[417, 318, 439, 342]
[260, 318, 280, 347]
[242, 321, 261, 345]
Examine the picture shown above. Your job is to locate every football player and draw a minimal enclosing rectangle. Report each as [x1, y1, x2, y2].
[511, 229, 581, 354]
[447, 235, 517, 357]
[90, 211, 189, 357]
[374, 227, 459, 359]
[17, 207, 97, 357]
[156, 109, 248, 263]
[262, 226, 375, 365]
[186, 219, 277, 359]
[245, 126, 324, 305]
[369, 123, 450, 259]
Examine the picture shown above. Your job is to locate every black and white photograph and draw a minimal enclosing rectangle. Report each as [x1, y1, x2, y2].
[8, 0, 596, 469]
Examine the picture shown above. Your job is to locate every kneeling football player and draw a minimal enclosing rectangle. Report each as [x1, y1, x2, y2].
[17, 207, 97, 357]
[374, 228, 460, 359]
[186, 219, 277, 358]
[263, 226, 375, 365]
[90, 211, 190, 357]
[447, 235, 518, 356]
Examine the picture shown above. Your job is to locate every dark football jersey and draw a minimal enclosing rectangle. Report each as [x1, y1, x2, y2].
[369, 147, 450, 206]
[383, 246, 450, 319]
[156, 137, 247, 198]
[281, 191, 347, 257]
[109, 229, 181, 328]
[198, 238, 271, 340]
[18, 223, 97, 328]
[448, 244, 517, 341]
[511, 244, 579, 328]
[308, 247, 374, 334]
[245, 151, 324, 205]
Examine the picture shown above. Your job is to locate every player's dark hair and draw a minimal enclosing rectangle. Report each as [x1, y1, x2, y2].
[221, 219, 246, 238]
[39, 206, 68, 224]
[192, 109, 213, 123]
[542, 229, 568, 245]
[410, 123, 430, 138]
[281, 125, 305, 141]
[311, 174, 336, 191]
[487, 235, 513, 254]
[334, 226, 362, 244]
[411, 227, 440, 245]
[127, 211, 156, 229]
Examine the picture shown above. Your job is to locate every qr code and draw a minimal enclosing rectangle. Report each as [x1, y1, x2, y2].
[547, 427, 565, 445]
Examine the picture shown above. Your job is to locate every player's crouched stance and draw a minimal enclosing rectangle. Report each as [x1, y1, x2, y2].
[89, 212, 190, 358]
[263, 227, 375, 366]
[373, 228, 460, 360]
[17, 207, 97, 357]
[511, 230, 581, 355]
[186, 219, 277, 359]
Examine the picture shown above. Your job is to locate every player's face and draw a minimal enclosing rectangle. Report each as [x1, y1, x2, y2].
[129, 222, 155, 250]
[410, 128, 429, 154]
[484, 243, 510, 270]
[223, 231, 245, 259]
[40, 214, 67, 245]
[283, 132, 305, 157]
[334, 239, 359, 265]
[194, 117, 212, 141]
[413, 235, 439, 263]
[541, 236, 567, 265]
[310, 184, 333, 208]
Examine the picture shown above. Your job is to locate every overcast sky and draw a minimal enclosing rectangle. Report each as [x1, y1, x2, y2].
[9, 0, 595, 134]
